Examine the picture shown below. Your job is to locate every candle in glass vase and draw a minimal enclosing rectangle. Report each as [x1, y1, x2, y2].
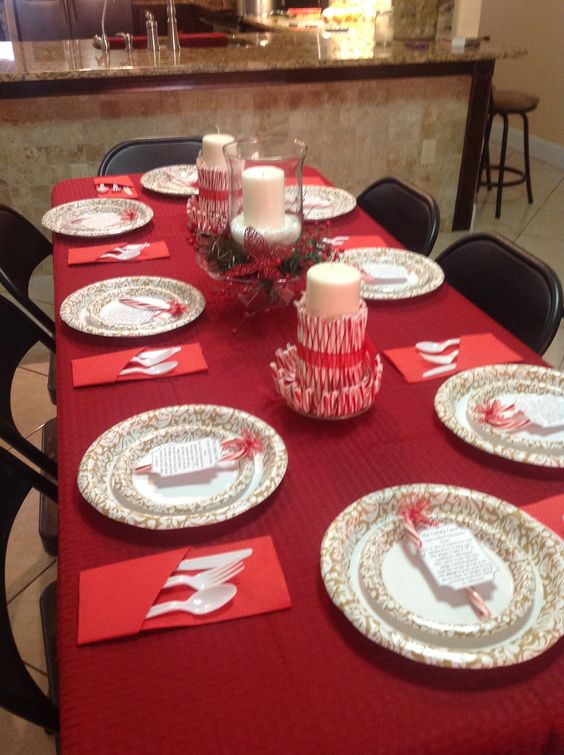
[202, 133, 234, 170]
[242, 165, 285, 229]
[305, 262, 361, 317]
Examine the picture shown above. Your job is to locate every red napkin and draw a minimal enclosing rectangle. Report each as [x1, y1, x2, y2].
[384, 333, 523, 383]
[94, 175, 138, 199]
[78, 536, 291, 645]
[333, 235, 390, 250]
[106, 33, 228, 49]
[68, 241, 169, 266]
[72, 343, 207, 387]
[520, 495, 564, 538]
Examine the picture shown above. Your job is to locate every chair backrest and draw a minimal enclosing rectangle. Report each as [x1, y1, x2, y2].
[0, 204, 54, 337]
[98, 136, 203, 176]
[356, 176, 440, 256]
[0, 447, 59, 732]
[0, 296, 57, 479]
[436, 233, 563, 355]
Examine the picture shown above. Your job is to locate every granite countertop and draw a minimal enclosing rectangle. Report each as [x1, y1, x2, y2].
[0, 32, 523, 84]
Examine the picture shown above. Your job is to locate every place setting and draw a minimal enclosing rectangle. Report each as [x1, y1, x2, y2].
[435, 363, 564, 467]
[76, 535, 292, 645]
[338, 246, 445, 300]
[301, 184, 357, 221]
[140, 165, 199, 197]
[94, 175, 139, 199]
[60, 276, 205, 337]
[71, 343, 207, 387]
[42, 197, 153, 237]
[320, 483, 564, 669]
[77, 403, 288, 529]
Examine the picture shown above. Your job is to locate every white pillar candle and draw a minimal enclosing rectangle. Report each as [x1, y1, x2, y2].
[305, 262, 361, 317]
[242, 165, 285, 230]
[452, 0, 483, 39]
[202, 133, 234, 170]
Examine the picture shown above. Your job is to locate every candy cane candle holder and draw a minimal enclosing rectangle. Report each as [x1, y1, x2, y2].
[271, 292, 383, 419]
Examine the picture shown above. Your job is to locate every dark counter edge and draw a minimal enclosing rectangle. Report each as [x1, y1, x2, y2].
[0, 57, 494, 230]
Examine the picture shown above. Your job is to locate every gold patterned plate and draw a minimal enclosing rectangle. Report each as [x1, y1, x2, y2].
[321, 484, 563, 668]
[60, 276, 205, 337]
[77, 404, 288, 529]
[140, 165, 198, 197]
[111, 421, 255, 515]
[359, 516, 535, 645]
[435, 364, 564, 467]
[42, 198, 153, 237]
[301, 186, 356, 221]
[339, 248, 444, 300]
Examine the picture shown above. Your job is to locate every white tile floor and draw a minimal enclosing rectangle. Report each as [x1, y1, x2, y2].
[1, 150, 563, 752]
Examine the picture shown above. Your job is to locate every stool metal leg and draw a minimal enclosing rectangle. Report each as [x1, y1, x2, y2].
[478, 111, 494, 192]
[522, 112, 534, 204]
[496, 113, 509, 219]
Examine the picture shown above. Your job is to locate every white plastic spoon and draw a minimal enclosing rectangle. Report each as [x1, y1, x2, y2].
[418, 349, 459, 365]
[99, 248, 141, 261]
[96, 183, 109, 194]
[416, 338, 460, 354]
[130, 347, 181, 367]
[119, 361, 177, 377]
[146, 583, 237, 619]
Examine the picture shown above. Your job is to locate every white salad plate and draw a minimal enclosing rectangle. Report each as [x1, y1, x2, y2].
[435, 364, 564, 467]
[42, 198, 153, 237]
[339, 247, 444, 300]
[140, 165, 198, 197]
[77, 404, 288, 529]
[321, 484, 563, 668]
[301, 185, 356, 221]
[60, 276, 205, 337]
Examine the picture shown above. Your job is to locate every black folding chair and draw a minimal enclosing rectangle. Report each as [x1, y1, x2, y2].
[0, 204, 56, 404]
[436, 233, 563, 355]
[98, 136, 203, 175]
[357, 176, 440, 256]
[0, 295, 58, 555]
[0, 446, 58, 735]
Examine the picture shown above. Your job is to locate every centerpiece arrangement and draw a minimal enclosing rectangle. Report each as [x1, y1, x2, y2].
[189, 137, 334, 312]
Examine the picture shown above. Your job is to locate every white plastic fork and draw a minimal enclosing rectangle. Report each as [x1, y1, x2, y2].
[162, 560, 245, 592]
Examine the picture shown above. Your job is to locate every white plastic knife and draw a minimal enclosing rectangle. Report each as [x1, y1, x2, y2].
[176, 547, 253, 572]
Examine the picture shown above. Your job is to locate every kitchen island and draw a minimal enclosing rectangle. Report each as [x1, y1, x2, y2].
[0, 30, 521, 230]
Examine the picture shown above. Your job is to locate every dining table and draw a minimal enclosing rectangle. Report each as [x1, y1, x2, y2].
[50, 168, 563, 754]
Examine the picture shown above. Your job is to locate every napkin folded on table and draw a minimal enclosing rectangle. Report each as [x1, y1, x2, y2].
[94, 175, 138, 199]
[68, 241, 169, 266]
[332, 235, 390, 251]
[383, 333, 523, 383]
[520, 494, 564, 538]
[78, 536, 291, 645]
[72, 343, 207, 387]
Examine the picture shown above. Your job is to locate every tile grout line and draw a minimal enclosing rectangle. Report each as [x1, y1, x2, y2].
[7, 559, 57, 605]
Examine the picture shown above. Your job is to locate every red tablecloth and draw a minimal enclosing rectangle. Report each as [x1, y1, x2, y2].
[52, 171, 563, 754]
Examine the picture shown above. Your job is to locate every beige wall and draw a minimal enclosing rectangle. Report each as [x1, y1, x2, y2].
[480, 0, 564, 146]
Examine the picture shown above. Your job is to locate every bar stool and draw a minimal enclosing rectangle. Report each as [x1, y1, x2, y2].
[478, 89, 539, 218]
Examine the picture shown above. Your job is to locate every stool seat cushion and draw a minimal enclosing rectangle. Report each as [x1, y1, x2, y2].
[493, 89, 539, 114]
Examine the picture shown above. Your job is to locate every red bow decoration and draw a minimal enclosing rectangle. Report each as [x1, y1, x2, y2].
[120, 209, 138, 222]
[474, 398, 530, 431]
[226, 228, 294, 282]
[399, 496, 436, 530]
[221, 430, 264, 461]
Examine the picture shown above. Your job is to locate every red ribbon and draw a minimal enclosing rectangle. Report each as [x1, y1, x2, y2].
[220, 430, 264, 461]
[297, 336, 376, 370]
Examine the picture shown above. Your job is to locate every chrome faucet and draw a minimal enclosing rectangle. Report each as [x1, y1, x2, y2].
[167, 0, 180, 52]
[145, 11, 160, 52]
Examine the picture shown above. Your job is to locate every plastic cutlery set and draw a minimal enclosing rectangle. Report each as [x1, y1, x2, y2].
[416, 338, 460, 378]
[146, 549, 253, 619]
[118, 346, 181, 377]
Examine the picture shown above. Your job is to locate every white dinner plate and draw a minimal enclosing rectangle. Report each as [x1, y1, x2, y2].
[321, 484, 563, 668]
[339, 247, 444, 300]
[435, 364, 564, 467]
[60, 276, 205, 337]
[42, 198, 153, 237]
[140, 165, 198, 197]
[301, 185, 356, 221]
[77, 404, 288, 529]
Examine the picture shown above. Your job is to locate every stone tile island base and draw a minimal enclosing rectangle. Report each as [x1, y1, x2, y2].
[0, 75, 469, 232]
